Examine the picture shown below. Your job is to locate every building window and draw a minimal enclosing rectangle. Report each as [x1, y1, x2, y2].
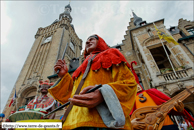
[149, 45, 178, 72]
[148, 30, 153, 37]
[170, 26, 175, 32]
[69, 41, 75, 52]
[180, 31, 186, 38]
[146, 28, 153, 37]
[116, 46, 121, 51]
[141, 23, 146, 26]
[25, 96, 35, 105]
[187, 28, 194, 35]
[43, 36, 52, 44]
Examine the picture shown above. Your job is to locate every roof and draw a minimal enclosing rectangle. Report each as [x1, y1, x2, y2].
[65, 4, 72, 11]
[128, 18, 165, 50]
[167, 26, 180, 35]
[111, 43, 124, 48]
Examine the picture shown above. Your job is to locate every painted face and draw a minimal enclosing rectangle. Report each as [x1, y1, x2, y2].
[40, 84, 50, 94]
[85, 37, 98, 54]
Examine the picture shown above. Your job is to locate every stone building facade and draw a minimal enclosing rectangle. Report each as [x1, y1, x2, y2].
[117, 12, 194, 117]
[3, 5, 194, 120]
[3, 4, 82, 119]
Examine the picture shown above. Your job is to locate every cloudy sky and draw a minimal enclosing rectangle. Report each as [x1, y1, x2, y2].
[1, 1, 193, 113]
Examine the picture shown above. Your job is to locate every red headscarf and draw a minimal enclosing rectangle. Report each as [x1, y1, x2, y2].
[72, 34, 130, 80]
[83, 35, 109, 58]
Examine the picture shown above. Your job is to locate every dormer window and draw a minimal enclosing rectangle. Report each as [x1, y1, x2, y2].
[141, 23, 146, 26]
[116, 46, 121, 50]
[170, 26, 176, 32]
[140, 21, 147, 26]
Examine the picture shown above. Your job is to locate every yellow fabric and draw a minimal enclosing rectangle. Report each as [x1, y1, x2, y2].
[154, 25, 179, 45]
[135, 91, 174, 126]
[49, 73, 73, 104]
[49, 63, 137, 129]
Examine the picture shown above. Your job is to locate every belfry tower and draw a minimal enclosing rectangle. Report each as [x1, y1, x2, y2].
[3, 3, 82, 119]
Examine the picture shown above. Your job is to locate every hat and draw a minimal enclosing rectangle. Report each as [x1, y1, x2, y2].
[39, 80, 54, 87]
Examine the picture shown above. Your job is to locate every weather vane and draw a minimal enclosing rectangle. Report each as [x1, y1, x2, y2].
[130, 9, 133, 17]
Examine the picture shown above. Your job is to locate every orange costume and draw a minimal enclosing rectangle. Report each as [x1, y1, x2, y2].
[130, 61, 194, 129]
[49, 35, 137, 129]
[134, 91, 174, 126]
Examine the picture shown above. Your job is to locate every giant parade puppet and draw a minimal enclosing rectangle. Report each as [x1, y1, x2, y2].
[6, 34, 138, 130]
[7, 80, 56, 122]
[129, 61, 194, 130]
[48, 34, 137, 129]
[25, 80, 56, 119]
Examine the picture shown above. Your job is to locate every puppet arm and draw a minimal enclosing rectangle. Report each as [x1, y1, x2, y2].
[96, 63, 137, 128]
[48, 73, 73, 104]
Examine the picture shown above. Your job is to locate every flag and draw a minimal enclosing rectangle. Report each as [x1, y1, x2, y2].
[9, 89, 16, 107]
[154, 25, 179, 45]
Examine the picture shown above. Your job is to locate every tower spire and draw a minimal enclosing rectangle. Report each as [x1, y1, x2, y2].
[59, 3, 72, 23]
[132, 11, 143, 27]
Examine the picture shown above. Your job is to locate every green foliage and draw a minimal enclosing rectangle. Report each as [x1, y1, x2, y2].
[188, 125, 194, 130]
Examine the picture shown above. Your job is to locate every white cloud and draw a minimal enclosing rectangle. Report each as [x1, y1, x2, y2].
[176, 1, 193, 20]
[1, 1, 12, 45]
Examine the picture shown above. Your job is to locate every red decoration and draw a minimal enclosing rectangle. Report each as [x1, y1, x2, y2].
[39, 80, 54, 86]
[72, 35, 130, 80]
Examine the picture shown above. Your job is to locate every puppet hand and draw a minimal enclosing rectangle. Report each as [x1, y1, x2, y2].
[131, 118, 146, 130]
[54, 59, 68, 79]
[69, 86, 104, 108]
[174, 100, 184, 112]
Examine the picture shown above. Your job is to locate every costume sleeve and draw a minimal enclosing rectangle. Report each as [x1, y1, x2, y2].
[96, 63, 137, 128]
[48, 73, 73, 104]
[108, 63, 137, 117]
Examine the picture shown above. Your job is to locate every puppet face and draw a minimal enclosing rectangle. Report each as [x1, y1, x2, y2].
[85, 37, 98, 54]
[40, 84, 50, 94]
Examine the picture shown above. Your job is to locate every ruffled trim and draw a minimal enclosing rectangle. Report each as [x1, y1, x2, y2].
[72, 48, 130, 80]
[26, 97, 55, 110]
